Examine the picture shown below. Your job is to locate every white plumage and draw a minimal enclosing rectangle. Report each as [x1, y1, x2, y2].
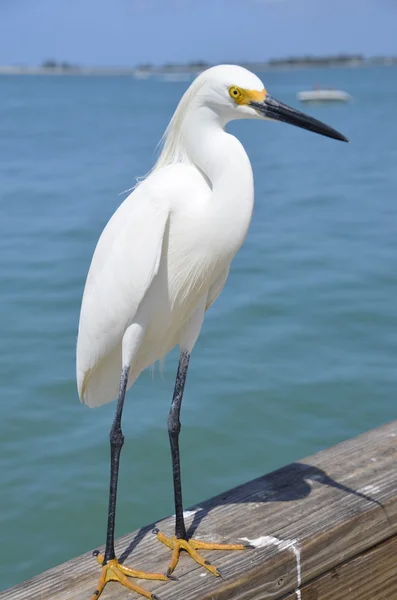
[77, 65, 259, 407]
[76, 64, 347, 409]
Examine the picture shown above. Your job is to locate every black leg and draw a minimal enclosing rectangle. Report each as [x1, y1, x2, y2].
[102, 366, 130, 564]
[168, 350, 190, 540]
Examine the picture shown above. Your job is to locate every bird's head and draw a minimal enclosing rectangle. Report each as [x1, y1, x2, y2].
[194, 64, 348, 142]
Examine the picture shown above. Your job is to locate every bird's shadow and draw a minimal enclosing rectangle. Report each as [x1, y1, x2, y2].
[119, 461, 387, 563]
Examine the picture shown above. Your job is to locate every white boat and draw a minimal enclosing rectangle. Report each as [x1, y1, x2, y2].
[297, 89, 352, 103]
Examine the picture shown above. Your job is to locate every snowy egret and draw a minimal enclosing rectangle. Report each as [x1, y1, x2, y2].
[76, 64, 347, 599]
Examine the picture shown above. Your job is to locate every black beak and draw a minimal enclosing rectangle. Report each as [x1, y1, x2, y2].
[251, 94, 349, 143]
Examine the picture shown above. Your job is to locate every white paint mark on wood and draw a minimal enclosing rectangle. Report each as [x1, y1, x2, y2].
[240, 535, 302, 600]
[183, 508, 201, 518]
[170, 508, 202, 519]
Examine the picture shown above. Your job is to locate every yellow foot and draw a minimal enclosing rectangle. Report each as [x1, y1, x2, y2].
[155, 530, 247, 577]
[89, 551, 168, 600]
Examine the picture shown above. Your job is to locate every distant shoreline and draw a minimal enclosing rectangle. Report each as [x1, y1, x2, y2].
[1, 56, 396, 77]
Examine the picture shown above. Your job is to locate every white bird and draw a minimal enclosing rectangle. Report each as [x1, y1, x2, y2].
[76, 64, 347, 600]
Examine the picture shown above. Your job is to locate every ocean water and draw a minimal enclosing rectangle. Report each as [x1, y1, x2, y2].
[0, 66, 396, 590]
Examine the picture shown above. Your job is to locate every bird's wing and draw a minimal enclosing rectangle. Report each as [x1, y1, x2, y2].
[76, 184, 169, 401]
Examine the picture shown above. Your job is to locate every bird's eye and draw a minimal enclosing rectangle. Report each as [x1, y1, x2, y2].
[229, 86, 243, 102]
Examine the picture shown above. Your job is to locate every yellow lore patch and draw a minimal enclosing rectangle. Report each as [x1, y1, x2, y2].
[229, 86, 267, 105]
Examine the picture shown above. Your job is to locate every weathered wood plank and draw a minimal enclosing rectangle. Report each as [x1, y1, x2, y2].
[282, 534, 397, 600]
[2, 420, 397, 600]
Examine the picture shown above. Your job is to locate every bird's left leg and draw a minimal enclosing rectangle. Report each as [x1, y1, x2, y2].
[90, 324, 168, 600]
[155, 302, 246, 577]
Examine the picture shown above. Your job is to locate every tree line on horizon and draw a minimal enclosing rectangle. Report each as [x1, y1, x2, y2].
[39, 53, 395, 72]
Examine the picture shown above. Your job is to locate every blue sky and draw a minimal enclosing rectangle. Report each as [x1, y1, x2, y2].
[0, 0, 396, 67]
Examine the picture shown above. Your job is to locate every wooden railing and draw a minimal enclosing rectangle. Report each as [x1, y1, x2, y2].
[2, 420, 397, 600]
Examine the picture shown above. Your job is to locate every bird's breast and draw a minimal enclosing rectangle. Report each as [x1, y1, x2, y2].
[166, 193, 252, 310]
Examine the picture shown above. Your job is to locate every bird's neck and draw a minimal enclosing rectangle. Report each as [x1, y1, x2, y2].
[182, 106, 255, 255]
[183, 106, 254, 201]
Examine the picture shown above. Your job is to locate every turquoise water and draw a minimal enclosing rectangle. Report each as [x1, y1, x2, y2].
[0, 66, 396, 590]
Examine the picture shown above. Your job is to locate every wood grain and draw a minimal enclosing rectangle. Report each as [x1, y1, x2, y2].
[282, 534, 397, 600]
[2, 420, 397, 600]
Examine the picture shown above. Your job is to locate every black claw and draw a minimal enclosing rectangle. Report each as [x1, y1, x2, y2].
[152, 594, 161, 600]
[93, 591, 99, 597]
[217, 568, 224, 579]
[92, 549, 100, 557]
[244, 543, 255, 549]
[167, 574, 178, 581]
[166, 567, 174, 577]
[152, 527, 160, 535]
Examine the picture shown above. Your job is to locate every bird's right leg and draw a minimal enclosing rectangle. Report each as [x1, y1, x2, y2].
[156, 301, 246, 576]
[90, 356, 167, 600]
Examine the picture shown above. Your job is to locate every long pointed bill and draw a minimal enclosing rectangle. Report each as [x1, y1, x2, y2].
[250, 94, 349, 142]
